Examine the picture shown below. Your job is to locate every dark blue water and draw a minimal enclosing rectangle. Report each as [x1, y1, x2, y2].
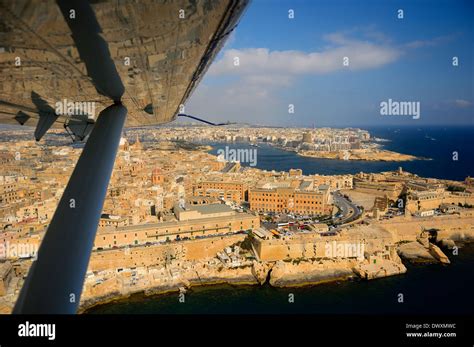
[208, 126, 474, 181]
[87, 244, 474, 314]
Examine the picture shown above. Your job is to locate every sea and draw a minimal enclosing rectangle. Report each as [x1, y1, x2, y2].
[206, 125, 474, 181]
[88, 125, 474, 314]
[87, 243, 474, 314]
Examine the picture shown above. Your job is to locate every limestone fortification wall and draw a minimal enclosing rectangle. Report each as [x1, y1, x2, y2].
[406, 195, 474, 213]
[376, 216, 474, 242]
[254, 238, 320, 261]
[253, 224, 394, 262]
[89, 234, 245, 272]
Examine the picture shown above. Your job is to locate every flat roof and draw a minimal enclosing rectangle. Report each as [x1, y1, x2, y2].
[105, 212, 257, 234]
[175, 203, 234, 215]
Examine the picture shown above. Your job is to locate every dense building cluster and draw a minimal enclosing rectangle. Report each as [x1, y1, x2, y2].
[0, 126, 472, 313]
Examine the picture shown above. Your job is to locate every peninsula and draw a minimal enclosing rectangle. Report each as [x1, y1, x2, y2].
[298, 148, 421, 161]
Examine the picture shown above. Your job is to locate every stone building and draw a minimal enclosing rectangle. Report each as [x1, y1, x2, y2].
[249, 184, 332, 216]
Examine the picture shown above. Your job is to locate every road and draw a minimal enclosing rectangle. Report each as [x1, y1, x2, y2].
[332, 191, 362, 225]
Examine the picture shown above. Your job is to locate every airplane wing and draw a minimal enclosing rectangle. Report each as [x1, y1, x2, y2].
[0, 0, 248, 130]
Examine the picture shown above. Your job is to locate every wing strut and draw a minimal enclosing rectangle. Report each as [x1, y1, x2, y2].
[13, 104, 127, 314]
[13, 0, 127, 314]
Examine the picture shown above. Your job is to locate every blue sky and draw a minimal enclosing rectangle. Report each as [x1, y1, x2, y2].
[186, 0, 474, 127]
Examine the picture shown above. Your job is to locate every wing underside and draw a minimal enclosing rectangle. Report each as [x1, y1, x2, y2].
[0, 0, 248, 130]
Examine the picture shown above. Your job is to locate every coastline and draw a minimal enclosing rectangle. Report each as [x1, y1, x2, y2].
[78, 259, 424, 313]
[82, 239, 473, 314]
[206, 139, 427, 162]
[81, 276, 357, 314]
[260, 141, 428, 162]
[80, 276, 260, 314]
[80, 260, 396, 313]
[296, 148, 426, 162]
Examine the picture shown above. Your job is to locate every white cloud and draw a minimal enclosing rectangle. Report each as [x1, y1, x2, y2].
[187, 30, 454, 125]
[404, 34, 457, 49]
[454, 99, 472, 108]
[188, 32, 402, 123]
[209, 33, 401, 78]
[186, 82, 285, 125]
